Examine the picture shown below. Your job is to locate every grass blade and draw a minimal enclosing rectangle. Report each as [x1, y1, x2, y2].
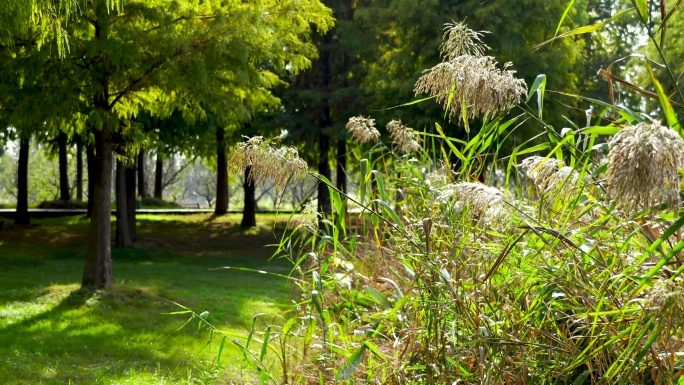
[259, 326, 271, 362]
[534, 8, 634, 49]
[554, 0, 576, 37]
[648, 64, 683, 134]
[635, 0, 649, 21]
[337, 344, 367, 381]
[217, 336, 227, 369]
[435, 122, 467, 162]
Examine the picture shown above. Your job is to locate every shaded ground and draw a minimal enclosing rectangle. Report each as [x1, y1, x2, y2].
[0, 214, 294, 384]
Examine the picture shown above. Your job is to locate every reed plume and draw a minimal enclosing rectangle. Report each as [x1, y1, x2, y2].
[607, 122, 684, 215]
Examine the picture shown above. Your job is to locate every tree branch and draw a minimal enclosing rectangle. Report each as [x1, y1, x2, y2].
[107, 58, 166, 109]
[162, 156, 197, 190]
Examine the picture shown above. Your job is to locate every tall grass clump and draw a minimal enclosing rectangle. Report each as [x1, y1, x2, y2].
[181, 17, 684, 385]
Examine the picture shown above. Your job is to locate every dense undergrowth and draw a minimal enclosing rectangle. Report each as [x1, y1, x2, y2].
[185, 8, 684, 385]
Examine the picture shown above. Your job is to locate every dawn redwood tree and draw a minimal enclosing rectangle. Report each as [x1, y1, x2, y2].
[154, 155, 163, 199]
[3, 0, 332, 289]
[86, 145, 96, 216]
[240, 166, 257, 227]
[114, 159, 131, 248]
[279, 0, 369, 211]
[0, 0, 124, 57]
[57, 131, 70, 201]
[137, 109, 211, 202]
[75, 135, 85, 201]
[235, 123, 261, 227]
[0, 39, 59, 225]
[15, 136, 30, 225]
[33, 122, 82, 202]
[125, 162, 137, 242]
[137, 150, 147, 198]
[215, 125, 229, 215]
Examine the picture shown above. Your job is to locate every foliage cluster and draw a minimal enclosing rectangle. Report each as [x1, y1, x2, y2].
[181, 5, 684, 383]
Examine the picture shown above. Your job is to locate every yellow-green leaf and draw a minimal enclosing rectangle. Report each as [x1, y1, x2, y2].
[435, 123, 466, 162]
[648, 64, 683, 135]
[635, 0, 649, 21]
[554, 0, 576, 37]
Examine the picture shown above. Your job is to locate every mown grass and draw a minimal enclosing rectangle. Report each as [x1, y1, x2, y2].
[0, 214, 293, 384]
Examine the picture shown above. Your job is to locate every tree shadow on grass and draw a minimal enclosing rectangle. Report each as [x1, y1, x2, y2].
[0, 286, 217, 384]
[0, 214, 295, 383]
[135, 214, 287, 254]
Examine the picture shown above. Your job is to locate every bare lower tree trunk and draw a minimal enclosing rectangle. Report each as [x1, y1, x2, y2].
[240, 166, 256, 227]
[82, 127, 113, 289]
[336, 138, 346, 194]
[82, 8, 114, 290]
[15, 137, 30, 225]
[86, 145, 95, 217]
[58, 131, 70, 201]
[215, 126, 228, 215]
[154, 154, 163, 199]
[126, 162, 137, 243]
[137, 150, 147, 198]
[76, 137, 84, 201]
[318, 133, 331, 215]
[115, 159, 131, 248]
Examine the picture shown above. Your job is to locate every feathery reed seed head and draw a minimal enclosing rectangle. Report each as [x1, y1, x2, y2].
[414, 21, 527, 122]
[519, 156, 579, 200]
[386, 119, 421, 153]
[440, 20, 491, 60]
[346, 116, 380, 144]
[607, 122, 684, 214]
[290, 201, 320, 233]
[544, 166, 580, 198]
[645, 278, 684, 329]
[425, 161, 451, 190]
[437, 182, 508, 224]
[519, 156, 562, 185]
[230, 136, 308, 186]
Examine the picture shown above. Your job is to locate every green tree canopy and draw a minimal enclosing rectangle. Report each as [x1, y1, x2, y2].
[0, 0, 333, 289]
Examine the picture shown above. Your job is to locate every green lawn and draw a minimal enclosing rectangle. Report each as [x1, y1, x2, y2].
[0, 214, 294, 384]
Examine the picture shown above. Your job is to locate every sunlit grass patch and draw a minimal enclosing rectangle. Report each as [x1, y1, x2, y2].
[0, 214, 292, 384]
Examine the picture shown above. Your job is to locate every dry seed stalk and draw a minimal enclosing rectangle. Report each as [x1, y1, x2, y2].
[230, 136, 308, 186]
[346, 116, 380, 144]
[386, 119, 421, 153]
[607, 122, 684, 215]
[436, 182, 508, 225]
[414, 21, 527, 122]
[519, 156, 579, 201]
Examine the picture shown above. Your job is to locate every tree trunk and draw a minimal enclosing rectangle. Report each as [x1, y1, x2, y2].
[125, 161, 137, 243]
[336, 138, 347, 194]
[82, 4, 114, 290]
[76, 137, 84, 201]
[58, 131, 70, 201]
[15, 137, 30, 225]
[240, 166, 256, 227]
[115, 159, 131, 248]
[86, 145, 95, 217]
[82, 127, 113, 289]
[154, 153, 163, 199]
[215, 126, 229, 215]
[137, 150, 147, 198]
[317, 133, 331, 215]
[317, 25, 332, 216]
